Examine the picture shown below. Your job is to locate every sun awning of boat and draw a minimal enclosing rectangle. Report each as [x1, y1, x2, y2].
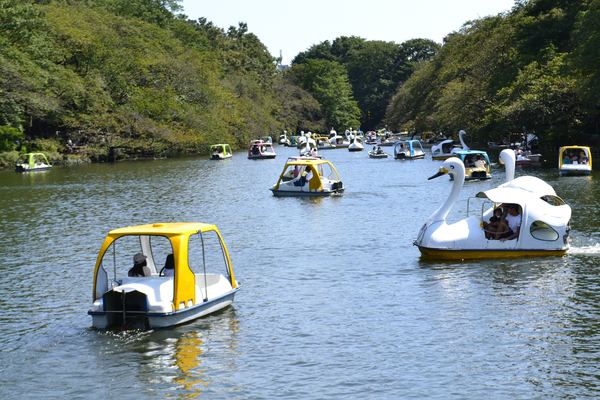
[475, 187, 539, 206]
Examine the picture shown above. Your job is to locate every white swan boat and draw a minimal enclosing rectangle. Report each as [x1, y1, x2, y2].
[348, 135, 364, 152]
[329, 130, 350, 148]
[299, 133, 319, 157]
[414, 157, 571, 259]
[431, 129, 469, 160]
[88, 222, 240, 329]
[278, 132, 291, 146]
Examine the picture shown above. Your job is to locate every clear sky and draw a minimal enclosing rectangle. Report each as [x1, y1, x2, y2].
[181, 0, 516, 65]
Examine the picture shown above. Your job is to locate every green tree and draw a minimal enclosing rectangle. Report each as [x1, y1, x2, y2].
[290, 59, 360, 131]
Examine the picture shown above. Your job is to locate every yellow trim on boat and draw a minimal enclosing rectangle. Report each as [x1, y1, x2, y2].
[558, 145, 592, 169]
[417, 246, 567, 260]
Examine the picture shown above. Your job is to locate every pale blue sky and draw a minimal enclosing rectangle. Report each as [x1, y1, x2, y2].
[181, 0, 516, 64]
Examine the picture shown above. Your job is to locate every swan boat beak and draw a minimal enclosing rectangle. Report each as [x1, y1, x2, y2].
[428, 167, 448, 180]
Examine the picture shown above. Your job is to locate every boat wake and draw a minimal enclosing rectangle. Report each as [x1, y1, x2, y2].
[569, 244, 600, 255]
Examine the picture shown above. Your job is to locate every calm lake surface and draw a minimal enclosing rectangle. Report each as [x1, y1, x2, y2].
[1, 145, 599, 399]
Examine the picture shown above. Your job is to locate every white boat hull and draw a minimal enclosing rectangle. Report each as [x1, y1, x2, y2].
[560, 165, 591, 176]
[90, 289, 238, 329]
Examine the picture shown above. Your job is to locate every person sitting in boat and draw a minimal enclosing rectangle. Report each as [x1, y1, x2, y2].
[464, 156, 475, 168]
[483, 207, 507, 240]
[562, 153, 571, 164]
[128, 253, 151, 277]
[160, 254, 175, 277]
[376, 146, 383, 154]
[500, 204, 521, 241]
[474, 155, 486, 169]
[579, 151, 588, 164]
[294, 165, 313, 187]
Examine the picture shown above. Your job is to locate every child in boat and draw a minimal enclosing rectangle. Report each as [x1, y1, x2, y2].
[484, 207, 506, 240]
[500, 204, 521, 241]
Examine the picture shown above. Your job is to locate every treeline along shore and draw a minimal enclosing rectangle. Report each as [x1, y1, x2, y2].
[1, 0, 599, 168]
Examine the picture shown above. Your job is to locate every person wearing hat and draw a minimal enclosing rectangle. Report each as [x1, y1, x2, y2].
[128, 253, 151, 277]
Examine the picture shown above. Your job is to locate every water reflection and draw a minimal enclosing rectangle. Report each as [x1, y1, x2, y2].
[132, 308, 239, 397]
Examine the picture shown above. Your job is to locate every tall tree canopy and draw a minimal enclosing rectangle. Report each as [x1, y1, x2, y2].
[290, 59, 361, 131]
[386, 0, 599, 146]
[0, 0, 321, 159]
[293, 36, 439, 130]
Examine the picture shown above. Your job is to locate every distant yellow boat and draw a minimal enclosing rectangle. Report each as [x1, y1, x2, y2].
[271, 158, 343, 196]
[559, 145, 592, 176]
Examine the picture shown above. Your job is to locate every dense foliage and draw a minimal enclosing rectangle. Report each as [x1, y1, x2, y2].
[0, 0, 320, 161]
[385, 0, 600, 146]
[292, 36, 440, 130]
[2, 0, 599, 166]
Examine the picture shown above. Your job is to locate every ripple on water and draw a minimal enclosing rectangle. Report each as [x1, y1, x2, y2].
[1, 151, 600, 398]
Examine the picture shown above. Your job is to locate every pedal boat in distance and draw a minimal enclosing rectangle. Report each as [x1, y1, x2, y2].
[558, 145, 592, 176]
[368, 147, 389, 158]
[453, 150, 492, 180]
[414, 157, 571, 260]
[270, 158, 343, 196]
[394, 139, 425, 159]
[348, 135, 365, 152]
[248, 140, 276, 159]
[15, 152, 52, 172]
[88, 222, 239, 329]
[209, 144, 232, 160]
[431, 129, 469, 160]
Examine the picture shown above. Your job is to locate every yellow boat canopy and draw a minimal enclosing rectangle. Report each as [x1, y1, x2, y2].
[107, 222, 216, 237]
[558, 145, 592, 168]
[93, 222, 238, 309]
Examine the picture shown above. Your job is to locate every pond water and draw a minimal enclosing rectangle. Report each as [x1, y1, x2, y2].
[0, 145, 599, 399]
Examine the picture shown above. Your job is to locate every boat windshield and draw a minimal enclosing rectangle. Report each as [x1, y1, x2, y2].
[99, 235, 174, 283]
[319, 163, 339, 181]
[188, 231, 231, 282]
